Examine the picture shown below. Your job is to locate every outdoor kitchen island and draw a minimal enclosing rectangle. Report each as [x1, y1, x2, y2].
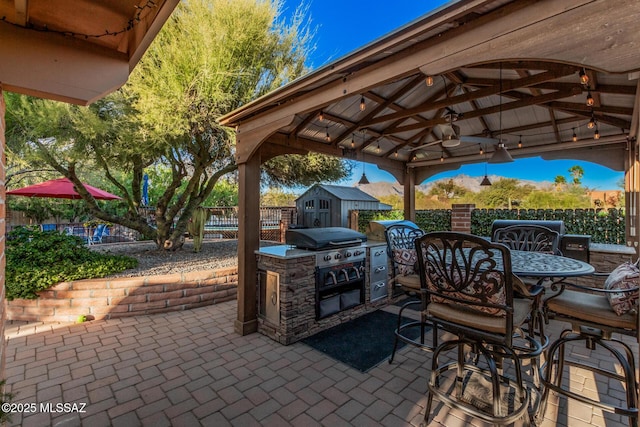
[255, 233, 390, 345]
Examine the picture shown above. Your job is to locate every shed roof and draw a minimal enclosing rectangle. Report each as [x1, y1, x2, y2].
[298, 184, 379, 203]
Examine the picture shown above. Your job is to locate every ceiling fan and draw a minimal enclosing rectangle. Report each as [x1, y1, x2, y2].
[409, 107, 499, 151]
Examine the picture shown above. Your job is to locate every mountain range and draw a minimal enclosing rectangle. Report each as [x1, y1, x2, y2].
[353, 174, 554, 198]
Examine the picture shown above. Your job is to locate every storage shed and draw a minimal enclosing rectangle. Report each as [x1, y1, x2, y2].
[296, 184, 389, 228]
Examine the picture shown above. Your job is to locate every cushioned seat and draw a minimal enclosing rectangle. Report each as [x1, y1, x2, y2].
[547, 290, 637, 330]
[395, 273, 420, 291]
[428, 298, 533, 335]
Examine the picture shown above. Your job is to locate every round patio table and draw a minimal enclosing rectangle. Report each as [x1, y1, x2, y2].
[509, 250, 595, 279]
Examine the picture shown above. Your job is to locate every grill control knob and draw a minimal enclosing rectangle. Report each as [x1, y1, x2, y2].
[323, 255, 332, 261]
[334, 253, 342, 259]
[344, 252, 352, 258]
[353, 250, 364, 256]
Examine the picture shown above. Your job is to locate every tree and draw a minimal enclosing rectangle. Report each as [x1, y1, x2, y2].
[476, 178, 534, 208]
[568, 165, 584, 185]
[428, 179, 468, 199]
[261, 188, 297, 206]
[5, 0, 350, 249]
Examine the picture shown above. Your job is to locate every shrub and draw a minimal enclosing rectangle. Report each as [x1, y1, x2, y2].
[6, 227, 138, 300]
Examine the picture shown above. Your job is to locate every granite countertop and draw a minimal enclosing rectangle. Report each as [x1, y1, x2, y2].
[256, 240, 386, 260]
[589, 243, 637, 255]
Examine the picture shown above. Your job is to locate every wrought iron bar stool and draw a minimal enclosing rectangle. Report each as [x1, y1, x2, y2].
[416, 232, 544, 426]
[540, 263, 639, 427]
[384, 224, 433, 363]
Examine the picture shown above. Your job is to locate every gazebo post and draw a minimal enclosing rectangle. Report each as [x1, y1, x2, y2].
[403, 168, 415, 222]
[625, 79, 640, 257]
[235, 150, 261, 336]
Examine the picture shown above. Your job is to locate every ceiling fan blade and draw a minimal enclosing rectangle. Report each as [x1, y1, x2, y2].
[459, 135, 500, 144]
[441, 134, 461, 147]
[408, 140, 443, 151]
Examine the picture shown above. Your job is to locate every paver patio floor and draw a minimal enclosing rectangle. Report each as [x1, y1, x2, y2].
[4, 300, 638, 426]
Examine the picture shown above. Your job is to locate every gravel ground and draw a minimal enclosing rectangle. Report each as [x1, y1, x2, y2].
[91, 239, 243, 277]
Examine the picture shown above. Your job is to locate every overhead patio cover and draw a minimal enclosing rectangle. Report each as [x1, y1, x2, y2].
[218, 0, 640, 336]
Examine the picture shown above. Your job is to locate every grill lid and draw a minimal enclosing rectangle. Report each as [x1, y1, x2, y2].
[286, 227, 367, 250]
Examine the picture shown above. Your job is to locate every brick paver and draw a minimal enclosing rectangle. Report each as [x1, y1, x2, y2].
[3, 300, 638, 426]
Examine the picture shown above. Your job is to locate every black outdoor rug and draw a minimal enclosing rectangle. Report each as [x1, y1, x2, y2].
[301, 310, 424, 372]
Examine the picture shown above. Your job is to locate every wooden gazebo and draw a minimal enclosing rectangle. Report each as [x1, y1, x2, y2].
[220, 0, 640, 335]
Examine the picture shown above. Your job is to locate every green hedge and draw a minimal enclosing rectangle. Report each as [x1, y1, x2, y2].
[471, 208, 625, 244]
[355, 208, 624, 244]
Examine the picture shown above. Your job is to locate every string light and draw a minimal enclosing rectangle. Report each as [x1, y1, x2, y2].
[360, 96, 366, 111]
[594, 127, 600, 140]
[588, 114, 596, 129]
[479, 145, 484, 155]
[375, 142, 381, 153]
[586, 90, 594, 107]
[425, 75, 434, 86]
[318, 111, 324, 121]
[579, 68, 589, 85]
[0, 0, 158, 39]
[325, 127, 331, 142]
[572, 128, 577, 142]
[394, 150, 398, 158]
[350, 134, 355, 148]
[518, 135, 523, 149]
[440, 151, 444, 162]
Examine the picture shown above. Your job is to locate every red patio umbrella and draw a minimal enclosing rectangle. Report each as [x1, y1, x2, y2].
[7, 178, 121, 200]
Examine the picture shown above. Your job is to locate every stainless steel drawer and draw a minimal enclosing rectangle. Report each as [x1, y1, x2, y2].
[370, 264, 388, 283]
[369, 247, 387, 267]
[370, 281, 387, 302]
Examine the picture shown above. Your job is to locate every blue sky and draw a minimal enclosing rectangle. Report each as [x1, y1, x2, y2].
[281, 0, 624, 191]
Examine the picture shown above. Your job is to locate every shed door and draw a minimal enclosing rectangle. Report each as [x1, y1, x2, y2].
[303, 198, 331, 227]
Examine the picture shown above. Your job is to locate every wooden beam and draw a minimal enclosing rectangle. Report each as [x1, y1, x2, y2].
[392, 87, 580, 135]
[364, 69, 576, 128]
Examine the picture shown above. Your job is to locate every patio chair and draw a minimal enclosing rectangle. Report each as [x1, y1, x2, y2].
[384, 224, 432, 362]
[492, 224, 561, 255]
[416, 232, 544, 426]
[92, 223, 108, 244]
[492, 223, 561, 343]
[540, 262, 639, 427]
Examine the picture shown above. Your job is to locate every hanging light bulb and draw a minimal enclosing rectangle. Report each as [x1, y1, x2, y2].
[588, 115, 596, 129]
[594, 128, 600, 140]
[479, 145, 484, 155]
[358, 162, 369, 184]
[394, 150, 398, 158]
[319, 111, 324, 121]
[325, 128, 331, 142]
[572, 128, 577, 142]
[579, 68, 589, 85]
[360, 96, 366, 111]
[375, 142, 381, 153]
[350, 134, 355, 148]
[586, 90, 594, 106]
[425, 75, 434, 87]
[440, 151, 444, 162]
[518, 135, 523, 149]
